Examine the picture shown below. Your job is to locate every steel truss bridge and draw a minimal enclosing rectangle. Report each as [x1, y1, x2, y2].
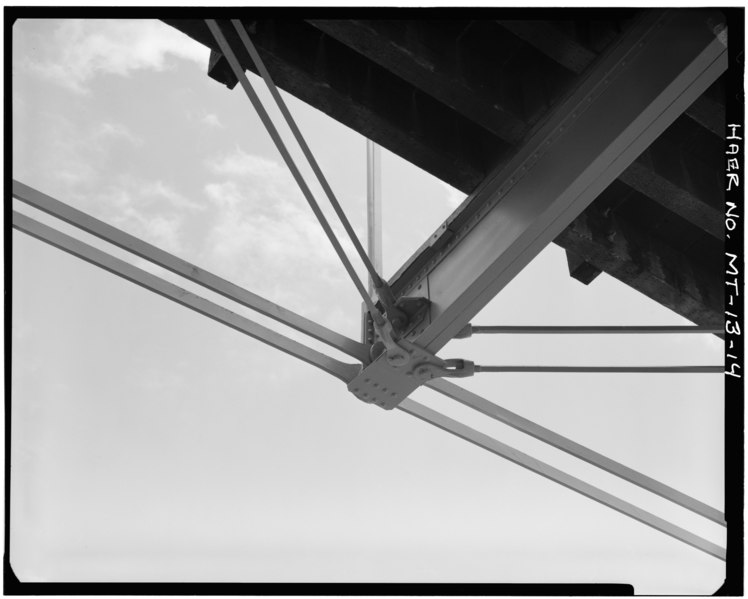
[11, 8, 741, 583]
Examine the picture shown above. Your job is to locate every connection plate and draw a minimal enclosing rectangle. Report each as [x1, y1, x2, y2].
[347, 342, 438, 409]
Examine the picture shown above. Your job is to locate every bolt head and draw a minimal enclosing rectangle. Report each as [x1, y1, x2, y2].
[386, 351, 409, 367]
[415, 366, 432, 380]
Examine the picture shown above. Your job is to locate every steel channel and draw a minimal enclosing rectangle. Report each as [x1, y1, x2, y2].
[13, 211, 361, 383]
[12, 180, 370, 364]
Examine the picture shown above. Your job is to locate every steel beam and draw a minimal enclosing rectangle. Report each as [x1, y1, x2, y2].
[12, 211, 361, 383]
[388, 10, 727, 353]
[398, 398, 726, 561]
[12, 180, 370, 364]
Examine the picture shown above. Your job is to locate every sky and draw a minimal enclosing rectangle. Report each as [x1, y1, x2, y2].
[10, 18, 726, 593]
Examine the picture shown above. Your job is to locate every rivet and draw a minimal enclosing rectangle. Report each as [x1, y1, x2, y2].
[353, 387, 359, 392]
[373, 382, 379, 388]
[391, 392, 397, 397]
[362, 392, 369, 398]
[364, 378, 370, 383]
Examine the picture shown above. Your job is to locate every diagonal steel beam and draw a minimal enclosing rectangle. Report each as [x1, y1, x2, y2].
[427, 379, 725, 525]
[387, 9, 728, 353]
[12, 211, 361, 383]
[398, 399, 725, 561]
[12, 180, 370, 364]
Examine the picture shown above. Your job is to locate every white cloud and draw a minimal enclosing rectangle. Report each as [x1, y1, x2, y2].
[201, 148, 361, 325]
[201, 113, 223, 128]
[15, 113, 143, 194]
[140, 180, 204, 212]
[26, 20, 208, 94]
[208, 149, 281, 180]
[81, 179, 203, 255]
[109, 189, 184, 254]
[94, 122, 142, 145]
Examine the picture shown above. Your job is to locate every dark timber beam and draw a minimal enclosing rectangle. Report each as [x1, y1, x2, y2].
[384, 9, 727, 352]
[306, 19, 529, 143]
[565, 250, 603, 285]
[495, 18, 727, 138]
[163, 18, 508, 192]
[555, 203, 723, 326]
[618, 161, 723, 240]
[310, 17, 724, 244]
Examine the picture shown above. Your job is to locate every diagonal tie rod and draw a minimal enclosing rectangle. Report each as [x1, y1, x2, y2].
[205, 19, 387, 326]
[230, 18, 387, 294]
[456, 324, 724, 337]
[473, 365, 723, 374]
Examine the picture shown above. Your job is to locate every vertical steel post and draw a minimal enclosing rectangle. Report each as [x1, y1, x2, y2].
[366, 139, 382, 297]
[362, 139, 382, 343]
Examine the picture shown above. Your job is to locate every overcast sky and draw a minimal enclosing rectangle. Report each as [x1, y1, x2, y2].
[11, 18, 726, 593]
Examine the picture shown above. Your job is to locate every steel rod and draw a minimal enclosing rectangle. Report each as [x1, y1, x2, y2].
[205, 19, 383, 323]
[231, 18, 386, 291]
[366, 139, 383, 297]
[474, 366, 723, 374]
[461, 324, 723, 336]
[398, 398, 726, 561]
[13, 211, 361, 383]
[12, 180, 370, 364]
[427, 378, 725, 525]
